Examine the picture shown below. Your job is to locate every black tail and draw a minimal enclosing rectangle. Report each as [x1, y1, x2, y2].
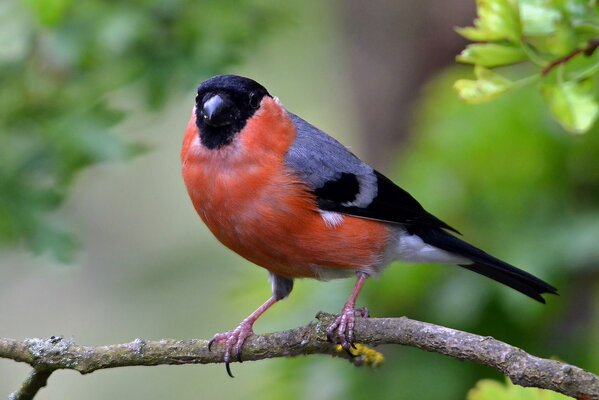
[414, 228, 558, 303]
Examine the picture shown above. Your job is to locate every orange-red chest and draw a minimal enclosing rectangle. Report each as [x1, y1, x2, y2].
[181, 100, 391, 279]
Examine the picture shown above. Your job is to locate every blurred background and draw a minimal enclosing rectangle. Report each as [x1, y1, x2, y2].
[1, 0, 598, 399]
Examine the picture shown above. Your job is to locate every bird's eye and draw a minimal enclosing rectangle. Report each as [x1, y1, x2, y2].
[249, 92, 260, 109]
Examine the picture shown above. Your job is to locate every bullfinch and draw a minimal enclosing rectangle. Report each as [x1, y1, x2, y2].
[181, 74, 557, 376]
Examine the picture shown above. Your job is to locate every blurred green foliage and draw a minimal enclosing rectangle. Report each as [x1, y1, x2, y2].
[455, 0, 599, 133]
[0, 0, 285, 261]
[394, 67, 599, 396]
[397, 66, 599, 397]
[467, 379, 570, 399]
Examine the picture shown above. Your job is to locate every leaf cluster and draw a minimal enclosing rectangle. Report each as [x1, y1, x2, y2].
[455, 0, 599, 133]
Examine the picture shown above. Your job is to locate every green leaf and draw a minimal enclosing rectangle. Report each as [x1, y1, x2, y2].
[454, 66, 512, 104]
[519, 0, 563, 36]
[542, 23, 578, 57]
[457, 43, 527, 67]
[467, 379, 570, 400]
[541, 79, 599, 134]
[456, 0, 521, 42]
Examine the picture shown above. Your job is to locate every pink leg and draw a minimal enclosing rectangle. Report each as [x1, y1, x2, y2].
[326, 272, 369, 352]
[208, 296, 278, 377]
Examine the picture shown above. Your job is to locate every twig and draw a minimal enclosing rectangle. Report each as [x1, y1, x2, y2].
[8, 369, 53, 400]
[541, 37, 599, 76]
[1, 313, 597, 399]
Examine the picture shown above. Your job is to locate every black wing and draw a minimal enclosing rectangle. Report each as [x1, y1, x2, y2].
[316, 170, 460, 234]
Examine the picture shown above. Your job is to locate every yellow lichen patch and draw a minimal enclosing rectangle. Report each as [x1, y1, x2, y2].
[335, 344, 385, 368]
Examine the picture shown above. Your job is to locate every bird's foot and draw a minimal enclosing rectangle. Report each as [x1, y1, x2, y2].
[326, 306, 369, 353]
[208, 321, 254, 377]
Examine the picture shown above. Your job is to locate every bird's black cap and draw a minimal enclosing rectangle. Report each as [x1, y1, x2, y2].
[195, 75, 271, 149]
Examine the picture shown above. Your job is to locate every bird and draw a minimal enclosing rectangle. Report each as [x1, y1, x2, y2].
[180, 74, 557, 377]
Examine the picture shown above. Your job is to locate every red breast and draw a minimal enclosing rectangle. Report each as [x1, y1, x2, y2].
[182, 97, 392, 279]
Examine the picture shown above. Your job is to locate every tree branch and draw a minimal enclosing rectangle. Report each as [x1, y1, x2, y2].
[1, 313, 597, 399]
[8, 369, 54, 400]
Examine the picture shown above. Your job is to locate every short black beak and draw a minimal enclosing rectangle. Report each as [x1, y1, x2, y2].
[202, 95, 233, 127]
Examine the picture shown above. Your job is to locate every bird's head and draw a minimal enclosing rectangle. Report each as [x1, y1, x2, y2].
[194, 75, 271, 149]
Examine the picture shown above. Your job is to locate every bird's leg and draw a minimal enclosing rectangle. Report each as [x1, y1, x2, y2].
[208, 296, 278, 377]
[326, 272, 369, 352]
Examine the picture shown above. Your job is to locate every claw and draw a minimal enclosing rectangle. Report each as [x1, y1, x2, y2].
[327, 273, 369, 352]
[225, 362, 234, 378]
[327, 307, 363, 351]
[343, 345, 356, 358]
[208, 296, 279, 377]
[326, 324, 338, 343]
[207, 322, 254, 377]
